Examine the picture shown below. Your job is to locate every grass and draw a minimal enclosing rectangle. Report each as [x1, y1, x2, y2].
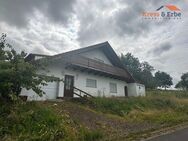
[0, 100, 103, 141]
[1, 90, 188, 141]
[77, 90, 188, 125]
[72, 90, 188, 140]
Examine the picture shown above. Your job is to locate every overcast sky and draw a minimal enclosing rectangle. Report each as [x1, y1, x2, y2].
[0, 0, 187, 85]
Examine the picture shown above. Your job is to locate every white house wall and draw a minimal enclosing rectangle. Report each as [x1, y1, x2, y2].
[128, 83, 137, 96]
[45, 61, 129, 97]
[21, 81, 59, 101]
[21, 88, 46, 101]
[136, 83, 145, 96]
[79, 49, 112, 65]
[128, 83, 145, 96]
[62, 68, 128, 97]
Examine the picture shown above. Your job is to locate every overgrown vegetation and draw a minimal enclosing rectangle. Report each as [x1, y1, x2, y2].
[77, 90, 188, 125]
[1, 91, 188, 141]
[0, 100, 103, 141]
[0, 34, 59, 101]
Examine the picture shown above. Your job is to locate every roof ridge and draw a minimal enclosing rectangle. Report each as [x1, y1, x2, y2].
[52, 41, 109, 57]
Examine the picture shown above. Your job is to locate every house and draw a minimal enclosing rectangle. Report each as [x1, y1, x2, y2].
[21, 42, 145, 101]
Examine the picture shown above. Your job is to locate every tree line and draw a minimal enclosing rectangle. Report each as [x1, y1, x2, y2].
[120, 53, 188, 90]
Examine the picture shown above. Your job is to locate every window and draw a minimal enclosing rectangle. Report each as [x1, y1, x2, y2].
[86, 79, 97, 88]
[110, 83, 117, 93]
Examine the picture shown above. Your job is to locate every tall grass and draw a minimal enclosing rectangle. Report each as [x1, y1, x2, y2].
[89, 96, 175, 116]
[0, 100, 103, 141]
[79, 90, 188, 125]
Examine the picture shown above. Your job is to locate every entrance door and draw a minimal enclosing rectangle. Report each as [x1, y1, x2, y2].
[124, 86, 128, 97]
[64, 75, 74, 97]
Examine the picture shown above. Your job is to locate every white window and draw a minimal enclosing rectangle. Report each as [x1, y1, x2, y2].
[86, 79, 97, 88]
[110, 83, 117, 93]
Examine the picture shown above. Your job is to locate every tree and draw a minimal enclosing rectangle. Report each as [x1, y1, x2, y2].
[120, 53, 142, 82]
[175, 72, 188, 90]
[175, 81, 183, 89]
[120, 53, 156, 89]
[140, 62, 156, 89]
[155, 71, 173, 90]
[0, 33, 58, 101]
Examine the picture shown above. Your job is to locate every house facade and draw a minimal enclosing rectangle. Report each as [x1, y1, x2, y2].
[21, 42, 145, 101]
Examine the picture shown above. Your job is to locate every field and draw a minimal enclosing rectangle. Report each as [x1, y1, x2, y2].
[1, 90, 188, 141]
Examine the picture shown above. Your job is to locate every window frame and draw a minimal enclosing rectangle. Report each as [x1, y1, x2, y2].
[86, 78, 97, 88]
[109, 82, 117, 93]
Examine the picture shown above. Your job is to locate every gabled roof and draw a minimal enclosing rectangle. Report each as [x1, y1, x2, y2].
[27, 42, 124, 68]
[52, 41, 123, 68]
[26, 42, 135, 83]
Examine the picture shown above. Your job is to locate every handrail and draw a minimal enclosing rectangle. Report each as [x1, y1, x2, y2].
[73, 92, 83, 98]
[73, 86, 94, 98]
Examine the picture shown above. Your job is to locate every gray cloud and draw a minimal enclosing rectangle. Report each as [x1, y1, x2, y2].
[151, 43, 173, 56]
[76, 0, 172, 46]
[0, 0, 187, 86]
[44, 0, 75, 25]
[114, 1, 149, 36]
[0, 0, 75, 27]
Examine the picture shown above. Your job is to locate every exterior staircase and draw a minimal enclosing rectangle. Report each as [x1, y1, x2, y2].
[73, 86, 94, 99]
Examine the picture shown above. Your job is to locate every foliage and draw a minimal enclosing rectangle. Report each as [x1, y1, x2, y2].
[175, 72, 188, 90]
[80, 129, 103, 141]
[0, 101, 103, 141]
[155, 71, 173, 89]
[120, 53, 142, 81]
[140, 62, 156, 89]
[88, 96, 176, 116]
[0, 34, 58, 101]
[120, 53, 156, 88]
[78, 90, 188, 123]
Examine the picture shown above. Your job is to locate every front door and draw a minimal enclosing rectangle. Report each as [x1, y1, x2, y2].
[64, 75, 74, 97]
[124, 86, 128, 97]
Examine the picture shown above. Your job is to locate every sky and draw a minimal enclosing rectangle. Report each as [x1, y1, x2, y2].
[0, 0, 187, 85]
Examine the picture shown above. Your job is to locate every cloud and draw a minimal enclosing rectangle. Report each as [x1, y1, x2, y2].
[0, 0, 187, 86]
[114, 1, 150, 37]
[150, 42, 173, 56]
[75, 0, 172, 47]
[0, 0, 75, 27]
